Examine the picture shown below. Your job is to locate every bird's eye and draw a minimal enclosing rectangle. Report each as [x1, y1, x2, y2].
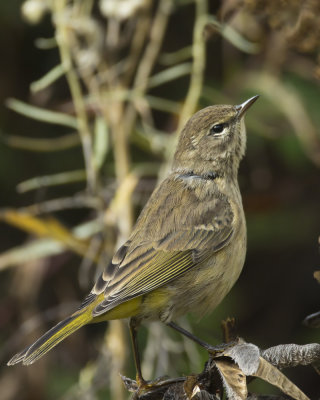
[209, 123, 226, 136]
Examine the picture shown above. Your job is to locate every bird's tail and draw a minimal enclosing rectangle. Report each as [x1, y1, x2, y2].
[7, 311, 91, 366]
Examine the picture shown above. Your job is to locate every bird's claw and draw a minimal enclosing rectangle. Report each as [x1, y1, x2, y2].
[128, 375, 185, 398]
[206, 339, 239, 358]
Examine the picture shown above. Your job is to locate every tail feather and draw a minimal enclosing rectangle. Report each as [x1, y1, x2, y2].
[7, 312, 91, 366]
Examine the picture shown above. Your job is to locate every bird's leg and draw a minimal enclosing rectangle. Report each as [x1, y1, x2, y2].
[167, 321, 237, 357]
[167, 321, 212, 349]
[128, 318, 185, 396]
[129, 318, 146, 388]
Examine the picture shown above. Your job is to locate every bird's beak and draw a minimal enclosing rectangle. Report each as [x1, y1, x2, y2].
[235, 95, 259, 119]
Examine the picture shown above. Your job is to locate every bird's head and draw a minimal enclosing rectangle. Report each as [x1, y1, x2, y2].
[173, 96, 259, 180]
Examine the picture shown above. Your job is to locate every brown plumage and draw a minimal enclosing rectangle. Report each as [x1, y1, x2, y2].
[8, 96, 259, 389]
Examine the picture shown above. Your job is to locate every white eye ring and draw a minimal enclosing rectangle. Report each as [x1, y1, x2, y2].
[209, 123, 226, 136]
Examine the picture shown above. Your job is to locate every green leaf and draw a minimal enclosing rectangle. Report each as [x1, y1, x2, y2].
[30, 64, 65, 93]
[6, 98, 78, 129]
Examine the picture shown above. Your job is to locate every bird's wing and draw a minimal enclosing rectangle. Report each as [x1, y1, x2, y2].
[86, 176, 235, 316]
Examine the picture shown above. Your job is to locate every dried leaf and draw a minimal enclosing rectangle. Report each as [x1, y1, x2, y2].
[120, 374, 138, 393]
[262, 343, 320, 379]
[0, 218, 104, 270]
[0, 239, 64, 271]
[261, 343, 320, 368]
[215, 359, 247, 400]
[223, 342, 260, 376]
[221, 318, 238, 343]
[215, 342, 312, 400]
[253, 357, 310, 400]
[191, 385, 216, 400]
[0, 210, 89, 257]
[184, 374, 199, 398]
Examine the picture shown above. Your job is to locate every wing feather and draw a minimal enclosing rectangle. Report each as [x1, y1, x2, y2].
[91, 176, 235, 317]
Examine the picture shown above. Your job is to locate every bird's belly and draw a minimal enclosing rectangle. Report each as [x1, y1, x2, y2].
[143, 230, 246, 323]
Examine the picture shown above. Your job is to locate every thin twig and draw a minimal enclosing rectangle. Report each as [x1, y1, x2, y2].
[53, 0, 97, 193]
[177, 0, 208, 131]
[124, 0, 174, 136]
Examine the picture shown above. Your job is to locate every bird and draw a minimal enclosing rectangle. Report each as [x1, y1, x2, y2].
[8, 95, 259, 389]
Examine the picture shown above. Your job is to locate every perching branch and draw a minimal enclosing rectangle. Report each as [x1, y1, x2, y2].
[122, 339, 320, 400]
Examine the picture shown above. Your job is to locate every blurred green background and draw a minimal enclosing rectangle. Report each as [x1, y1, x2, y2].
[0, 1, 319, 399]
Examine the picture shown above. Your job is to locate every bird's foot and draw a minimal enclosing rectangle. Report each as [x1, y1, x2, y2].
[206, 339, 239, 358]
[121, 374, 185, 398]
[138, 375, 185, 392]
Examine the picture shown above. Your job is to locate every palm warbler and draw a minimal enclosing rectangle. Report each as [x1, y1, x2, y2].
[8, 96, 259, 386]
